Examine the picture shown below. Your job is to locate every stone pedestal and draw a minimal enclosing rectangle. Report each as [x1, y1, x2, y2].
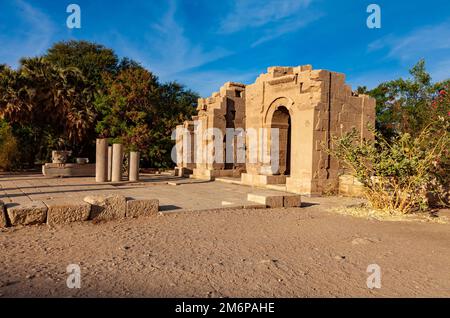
[43, 163, 95, 177]
[95, 138, 108, 183]
[129, 151, 140, 182]
[52, 150, 71, 164]
[111, 143, 124, 182]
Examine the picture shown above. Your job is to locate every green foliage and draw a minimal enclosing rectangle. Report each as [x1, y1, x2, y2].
[95, 68, 198, 167]
[362, 59, 448, 139]
[330, 118, 449, 213]
[0, 40, 197, 168]
[0, 121, 19, 171]
[0, 57, 96, 164]
[45, 40, 118, 88]
[345, 60, 450, 214]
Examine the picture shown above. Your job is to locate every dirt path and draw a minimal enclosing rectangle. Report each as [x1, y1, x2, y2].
[1, 199, 449, 297]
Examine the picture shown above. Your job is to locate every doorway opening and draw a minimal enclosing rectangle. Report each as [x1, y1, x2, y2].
[271, 106, 291, 176]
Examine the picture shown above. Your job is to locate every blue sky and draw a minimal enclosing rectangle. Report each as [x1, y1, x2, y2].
[0, 0, 449, 96]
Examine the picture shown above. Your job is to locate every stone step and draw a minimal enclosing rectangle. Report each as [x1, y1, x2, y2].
[247, 192, 301, 208]
[6, 201, 48, 226]
[45, 199, 91, 225]
[266, 184, 287, 192]
[126, 198, 159, 218]
[215, 177, 242, 185]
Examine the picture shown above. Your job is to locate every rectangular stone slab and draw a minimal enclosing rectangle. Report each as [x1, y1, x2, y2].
[0, 200, 7, 228]
[6, 201, 47, 226]
[45, 199, 91, 225]
[84, 194, 126, 221]
[283, 195, 302, 207]
[126, 198, 159, 218]
[247, 193, 284, 208]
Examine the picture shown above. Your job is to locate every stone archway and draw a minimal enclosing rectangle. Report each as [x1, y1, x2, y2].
[271, 106, 291, 176]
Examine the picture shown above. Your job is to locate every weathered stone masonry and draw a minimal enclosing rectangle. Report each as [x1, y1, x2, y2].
[176, 65, 376, 196]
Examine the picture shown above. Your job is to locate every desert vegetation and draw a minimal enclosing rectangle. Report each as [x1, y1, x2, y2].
[332, 61, 449, 214]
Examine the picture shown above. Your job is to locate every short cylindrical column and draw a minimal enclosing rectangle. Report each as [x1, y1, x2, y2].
[111, 143, 123, 182]
[129, 151, 140, 182]
[107, 146, 113, 181]
[95, 138, 108, 182]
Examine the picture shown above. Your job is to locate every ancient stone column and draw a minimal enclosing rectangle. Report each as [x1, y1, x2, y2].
[95, 138, 108, 183]
[107, 146, 113, 181]
[111, 143, 124, 182]
[129, 151, 140, 182]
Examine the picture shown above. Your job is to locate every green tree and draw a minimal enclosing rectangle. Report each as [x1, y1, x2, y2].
[361, 59, 448, 139]
[0, 57, 96, 164]
[0, 120, 19, 171]
[1, 40, 199, 168]
[95, 67, 159, 152]
[45, 40, 119, 88]
[95, 69, 198, 167]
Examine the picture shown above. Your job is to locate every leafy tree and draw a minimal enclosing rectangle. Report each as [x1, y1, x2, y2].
[0, 120, 19, 171]
[1, 40, 198, 168]
[95, 67, 159, 149]
[339, 61, 449, 213]
[0, 57, 96, 163]
[149, 81, 198, 167]
[117, 57, 144, 72]
[45, 40, 119, 88]
[95, 69, 198, 167]
[360, 59, 448, 139]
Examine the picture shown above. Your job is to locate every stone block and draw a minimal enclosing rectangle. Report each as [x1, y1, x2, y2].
[126, 198, 159, 218]
[43, 163, 96, 177]
[84, 194, 126, 221]
[45, 199, 91, 225]
[247, 193, 284, 208]
[283, 195, 302, 207]
[6, 201, 47, 226]
[0, 200, 7, 228]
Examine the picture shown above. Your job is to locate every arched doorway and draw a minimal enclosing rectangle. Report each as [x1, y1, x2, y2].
[271, 106, 291, 176]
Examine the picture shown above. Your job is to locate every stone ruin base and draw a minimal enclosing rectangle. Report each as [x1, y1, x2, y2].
[42, 163, 96, 178]
[241, 173, 287, 187]
[338, 175, 365, 198]
[190, 168, 242, 181]
[0, 195, 159, 228]
[174, 167, 193, 178]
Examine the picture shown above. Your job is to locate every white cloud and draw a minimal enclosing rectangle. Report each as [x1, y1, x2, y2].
[367, 20, 450, 84]
[115, 0, 231, 79]
[347, 69, 407, 90]
[173, 69, 259, 96]
[368, 21, 450, 61]
[218, 0, 321, 47]
[251, 12, 323, 47]
[0, 0, 55, 67]
[219, 0, 312, 33]
[429, 58, 450, 82]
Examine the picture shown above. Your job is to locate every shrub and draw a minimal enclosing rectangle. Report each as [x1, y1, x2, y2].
[0, 121, 19, 171]
[330, 120, 449, 214]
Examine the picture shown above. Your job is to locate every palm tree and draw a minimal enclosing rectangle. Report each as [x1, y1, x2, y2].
[0, 58, 96, 162]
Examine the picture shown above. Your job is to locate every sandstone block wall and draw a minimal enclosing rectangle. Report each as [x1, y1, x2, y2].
[175, 65, 376, 195]
[244, 65, 375, 195]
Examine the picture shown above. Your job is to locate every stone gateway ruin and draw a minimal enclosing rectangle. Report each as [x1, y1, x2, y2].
[175, 65, 376, 196]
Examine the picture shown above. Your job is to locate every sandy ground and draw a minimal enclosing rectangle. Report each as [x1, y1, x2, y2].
[0, 198, 449, 298]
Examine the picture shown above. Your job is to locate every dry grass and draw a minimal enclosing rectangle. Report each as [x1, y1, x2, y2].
[328, 205, 448, 224]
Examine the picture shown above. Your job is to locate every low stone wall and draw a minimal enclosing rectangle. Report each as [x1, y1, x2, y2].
[338, 175, 365, 198]
[0, 195, 159, 228]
